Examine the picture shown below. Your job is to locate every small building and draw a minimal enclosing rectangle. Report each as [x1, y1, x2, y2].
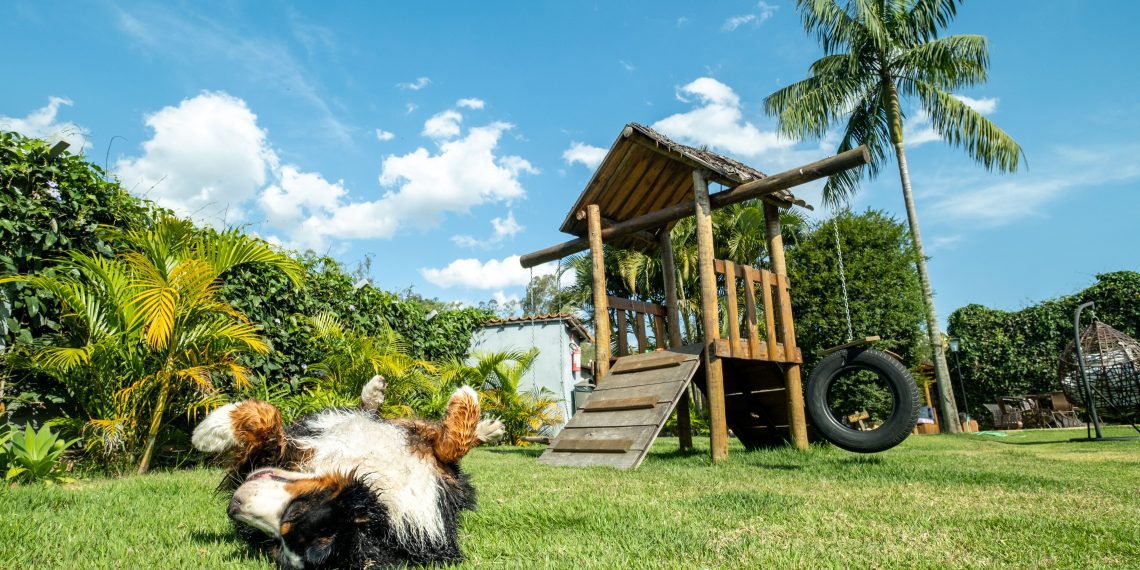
[468, 314, 592, 433]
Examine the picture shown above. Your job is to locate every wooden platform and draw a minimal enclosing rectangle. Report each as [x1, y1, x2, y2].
[538, 344, 703, 469]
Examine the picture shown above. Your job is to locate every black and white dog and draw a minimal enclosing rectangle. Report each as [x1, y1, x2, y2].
[192, 377, 502, 569]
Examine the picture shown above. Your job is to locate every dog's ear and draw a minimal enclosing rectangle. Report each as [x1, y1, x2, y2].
[304, 536, 335, 566]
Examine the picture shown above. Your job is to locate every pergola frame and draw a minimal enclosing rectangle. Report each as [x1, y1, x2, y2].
[521, 123, 870, 462]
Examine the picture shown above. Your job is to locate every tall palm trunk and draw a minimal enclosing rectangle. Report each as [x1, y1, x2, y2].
[883, 74, 961, 433]
[137, 378, 171, 475]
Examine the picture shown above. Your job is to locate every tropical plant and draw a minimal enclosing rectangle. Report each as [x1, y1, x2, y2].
[458, 349, 562, 445]
[765, 0, 1024, 431]
[2, 423, 80, 484]
[1, 216, 303, 473]
[290, 313, 435, 419]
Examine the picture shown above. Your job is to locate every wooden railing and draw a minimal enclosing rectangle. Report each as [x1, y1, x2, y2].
[712, 259, 801, 363]
[607, 296, 668, 357]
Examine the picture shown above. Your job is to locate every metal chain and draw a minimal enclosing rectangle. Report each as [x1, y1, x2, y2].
[832, 214, 855, 342]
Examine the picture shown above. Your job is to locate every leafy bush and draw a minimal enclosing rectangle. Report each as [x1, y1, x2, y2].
[2, 217, 302, 473]
[947, 271, 1140, 423]
[2, 423, 79, 484]
[454, 349, 562, 445]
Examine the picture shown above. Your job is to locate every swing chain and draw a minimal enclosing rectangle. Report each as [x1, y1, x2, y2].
[832, 214, 855, 343]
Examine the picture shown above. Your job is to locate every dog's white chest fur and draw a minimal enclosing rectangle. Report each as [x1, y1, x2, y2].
[293, 410, 446, 546]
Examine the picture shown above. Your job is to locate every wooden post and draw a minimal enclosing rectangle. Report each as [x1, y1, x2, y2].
[764, 203, 809, 450]
[693, 171, 729, 463]
[587, 205, 610, 380]
[660, 229, 692, 451]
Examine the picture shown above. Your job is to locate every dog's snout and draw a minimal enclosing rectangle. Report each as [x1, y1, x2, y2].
[228, 495, 243, 517]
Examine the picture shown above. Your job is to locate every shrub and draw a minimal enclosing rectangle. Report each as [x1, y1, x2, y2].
[2, 423, 79, 484]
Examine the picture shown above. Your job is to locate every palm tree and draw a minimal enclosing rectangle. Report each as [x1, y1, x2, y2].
[457, 349, 562, 445]
[765, 0, 1023, 432]
[2, 217, 303, 472]
[298, 312, 435, 418]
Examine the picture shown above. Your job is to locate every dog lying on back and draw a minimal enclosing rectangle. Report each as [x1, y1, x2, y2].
[192, 377, 502, 569]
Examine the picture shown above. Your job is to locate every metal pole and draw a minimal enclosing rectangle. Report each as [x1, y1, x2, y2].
[1073, 301, 1102, 439]
[952, 350, 969, 428]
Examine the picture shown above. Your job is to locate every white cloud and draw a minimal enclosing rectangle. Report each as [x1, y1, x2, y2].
[456, 98, 485, 110]
[926, 144, 1140, 227]
[375, 129, 395, 141]
[652, 77, 792, 158]
[562, 141, 608, 169]
[274, 117, 537, 248]
[905, 95, 999, 148]
[421, 254, 557, 290]
[724, 2, 778, 31]
[452, 210, 524, 249]
[0, 97, 89, 151]
[116, 8, 351, 143]
[397, 76, 431, 91]
[423, 110, 463, 139]
[115, 92, 277, 224]
[619, 60, 635, 72]
[406, 103, 418, 114]
[723, 14, 756, 31]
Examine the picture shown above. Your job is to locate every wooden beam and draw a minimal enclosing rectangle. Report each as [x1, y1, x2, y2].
[742, 265, 761, 359]
[588, 205, 610, 380]
[606, 296, 667, 317]
[764, 203, 808, 450]
[576, 211, 659, 250]
[660, 230, 692, 451]
[616, 309, 629, 357]
[519, 146, 871, 267]
[694, 171, 729, 463]
[724, 261, 741, 350]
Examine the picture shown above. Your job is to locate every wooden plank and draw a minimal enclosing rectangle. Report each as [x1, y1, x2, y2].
[610, 351, 686, 374]
[724, 261, 741, 349]
[634, 313, 648, 353]
[821, 335, 882, 355]
[522, 145, 873, 268]
[538, 450, 642, 469]
[694, 170, 728, 463]
[590, 381, 688, 403]
[651, 315, 665, 350]
[760, 269, 777, 345]
[583, 395, 658, 412]
[764, 202, 808, 450]
[659, 230, 691, 451]
[565, 406, 671, 429]
[606, 296, 667, 317]
[741, 265, 761, 359]
[588, 205, 610, 380]
[551, 437, 634, 453]
[595, 362, 699, 390]
[605, 149, 654, 221]
[616, 309, 629, 357]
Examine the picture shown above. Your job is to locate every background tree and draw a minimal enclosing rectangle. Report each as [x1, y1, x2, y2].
[2, 217, 303, 473]
[765, 0, 1024, 431]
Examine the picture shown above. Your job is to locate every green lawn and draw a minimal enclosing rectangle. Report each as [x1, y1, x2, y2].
[2, 427, 1138, 569]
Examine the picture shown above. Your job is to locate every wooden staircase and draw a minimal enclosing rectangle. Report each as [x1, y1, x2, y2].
[538, 345, 703, 469]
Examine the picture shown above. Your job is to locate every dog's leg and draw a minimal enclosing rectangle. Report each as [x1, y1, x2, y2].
[475, 418, 506, 445]
[360, 375, 387, 412]
[434, 386, 481, 463]
[193, 400, 286, 480]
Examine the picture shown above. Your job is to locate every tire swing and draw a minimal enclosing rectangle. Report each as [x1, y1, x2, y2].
[803, 214, 920, 453]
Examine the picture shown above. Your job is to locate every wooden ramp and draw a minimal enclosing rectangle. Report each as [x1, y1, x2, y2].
[538, 344, 703, 469]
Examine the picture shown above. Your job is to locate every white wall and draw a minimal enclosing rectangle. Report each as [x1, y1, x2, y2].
[468, 320, 580, 433]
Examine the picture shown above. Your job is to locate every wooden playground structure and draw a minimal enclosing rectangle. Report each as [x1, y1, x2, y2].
[520, 124, 869, 467]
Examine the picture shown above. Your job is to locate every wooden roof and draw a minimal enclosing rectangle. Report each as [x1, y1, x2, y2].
[558, 123, 809, 249]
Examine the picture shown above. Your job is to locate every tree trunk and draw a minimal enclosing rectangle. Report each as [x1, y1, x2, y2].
[137, 380, 171, 475]
[881, 73, 961, 434]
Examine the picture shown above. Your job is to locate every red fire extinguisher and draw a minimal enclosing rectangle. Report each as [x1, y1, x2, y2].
[570, 342, 581, 372]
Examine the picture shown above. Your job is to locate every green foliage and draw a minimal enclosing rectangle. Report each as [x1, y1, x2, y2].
[947, 271, 1140, 423]
[2, 423, 79, 484]
[765, 0, 1023, 204]
[0, 132, 158, 349]
[787, 209, 926, 373]
[455, 349, 562, 445]
[1, 216, 303, 473]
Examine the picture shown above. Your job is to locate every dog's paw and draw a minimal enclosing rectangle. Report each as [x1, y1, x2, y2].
[361, 375, 387, 412]
[192, 403, 240, 453]
[476, 418, 506, 444]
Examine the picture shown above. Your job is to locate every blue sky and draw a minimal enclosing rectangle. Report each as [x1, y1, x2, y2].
[3, 1, 1138, 323]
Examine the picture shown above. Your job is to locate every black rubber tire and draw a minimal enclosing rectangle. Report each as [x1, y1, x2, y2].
[805, 347, 919, 453]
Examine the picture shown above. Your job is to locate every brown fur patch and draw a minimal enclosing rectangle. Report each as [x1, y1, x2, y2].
[435, 389, 480, 463]
[285, 471, 354, 500]
[220, 400, 286, 486]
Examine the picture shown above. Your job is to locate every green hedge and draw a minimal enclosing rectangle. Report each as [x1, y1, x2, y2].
[946, 271, 1140, 422]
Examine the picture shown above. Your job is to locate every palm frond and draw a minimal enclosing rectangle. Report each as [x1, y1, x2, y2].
[895, 34, 988, 89]
[905, 79, 1024, 172]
